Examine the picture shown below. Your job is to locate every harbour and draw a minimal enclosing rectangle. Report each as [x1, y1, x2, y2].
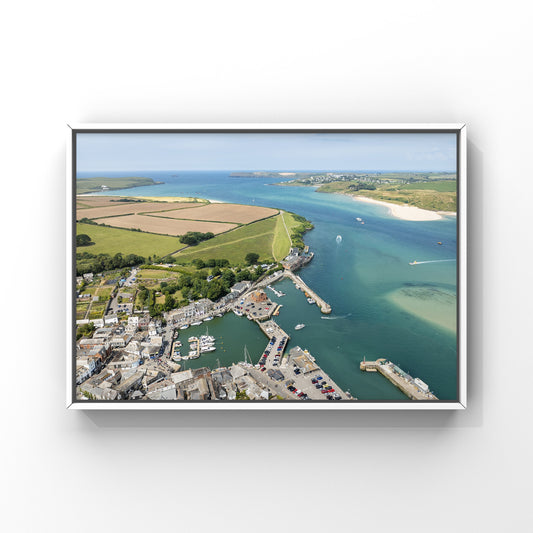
[360, 358, 438, 400]
[284, 270, 331, 314]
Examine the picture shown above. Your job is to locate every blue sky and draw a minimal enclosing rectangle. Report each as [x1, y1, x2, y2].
[76, 132, 457, 172]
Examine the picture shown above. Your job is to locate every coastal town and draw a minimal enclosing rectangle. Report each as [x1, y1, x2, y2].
[75, 242, 357, 402]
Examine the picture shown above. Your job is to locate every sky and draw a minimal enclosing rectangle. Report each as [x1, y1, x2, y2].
[76, 132, 457, 172]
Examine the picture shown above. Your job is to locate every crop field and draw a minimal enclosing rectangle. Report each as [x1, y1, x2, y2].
[76, 196, 134, 209]
[76, 202, 199, 220]
[157, 203, 278, 224]
[77, 222, 184, 257]
[94, 214, 238, 236]
[172, 216, 281, 265]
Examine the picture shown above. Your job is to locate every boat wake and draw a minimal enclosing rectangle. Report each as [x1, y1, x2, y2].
[321, 313, 352, 320]
[409, 259, 456, 265]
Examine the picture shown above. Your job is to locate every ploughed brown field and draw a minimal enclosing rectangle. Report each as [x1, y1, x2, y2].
[156, 203, 278, 223]
[95, 214, 238, 236]
[76, 196, 134, 208]
[76, 202, 198, 220]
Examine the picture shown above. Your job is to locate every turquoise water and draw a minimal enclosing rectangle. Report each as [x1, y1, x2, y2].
[80, 170, 458, 400]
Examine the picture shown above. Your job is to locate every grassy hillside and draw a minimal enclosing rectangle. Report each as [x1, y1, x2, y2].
[76, 177, 161, 194]
[77, 222, 184, 257]
[171, 217, 277, 265]
[317, 180, 457, 212]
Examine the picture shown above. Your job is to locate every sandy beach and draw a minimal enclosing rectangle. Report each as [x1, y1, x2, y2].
[353, 196, 445, 221]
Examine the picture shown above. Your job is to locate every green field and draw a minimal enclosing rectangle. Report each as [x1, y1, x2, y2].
[272, 211, 301, 260]
[88, 302, 107, 319]
[76, 302, 90, 320]
[77, 177, 160, 194]
[172, 216, 281, 265]
[77, 223, 185, 257]
[398, 180, 456, 192]
[136, 269, 181, 280]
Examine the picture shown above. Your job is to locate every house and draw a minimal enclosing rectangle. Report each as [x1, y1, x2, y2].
[93, 327, 113, 339]
[146, 379, 177, 400]
[124, 340, 142, 356]
[104, 314, 118, 326]
[113, 370, 145, 398]
[231, 281, 251, 294]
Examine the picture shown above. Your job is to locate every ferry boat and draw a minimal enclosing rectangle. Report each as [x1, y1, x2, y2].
[179, 324, 189, 330]
[295, 324, 305, 330]
[307, 297, 315, 304]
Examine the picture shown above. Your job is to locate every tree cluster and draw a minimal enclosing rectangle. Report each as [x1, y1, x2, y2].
[76, 252, 145, 275]
[76, 234, 94, 247]
[179, 231, 215, 246]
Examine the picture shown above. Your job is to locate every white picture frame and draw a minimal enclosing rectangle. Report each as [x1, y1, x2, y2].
[67, 123, 467, 410]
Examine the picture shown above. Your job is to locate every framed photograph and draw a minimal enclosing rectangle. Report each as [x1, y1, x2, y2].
[67, 124, 466, 410]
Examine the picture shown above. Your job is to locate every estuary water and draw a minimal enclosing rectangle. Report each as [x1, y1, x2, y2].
[81, 170, 458, 400]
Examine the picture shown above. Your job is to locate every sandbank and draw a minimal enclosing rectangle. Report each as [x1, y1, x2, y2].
[353, 196, 444, 221]
[387, 286, 456, 334]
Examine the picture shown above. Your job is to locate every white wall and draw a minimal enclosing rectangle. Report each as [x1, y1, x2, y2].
[2, 1, 531, 531]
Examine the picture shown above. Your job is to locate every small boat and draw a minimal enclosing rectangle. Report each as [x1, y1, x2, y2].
[295, 324, 305, 330]
[356, 217, 362, 222]
[233, 309, 243, 317]
[336, 235, 342, 243]
[188, 336, 198, 342]
[216, 313, 223, 317]
[307, 298, 315, 304]
[191, 321, 202, 326]
[203, 316, 213, 321]
[201, 346, 216, 353]
[409, 260, 418, 265]
[437, 242, 443, 245]
[179, 325, 189, 330]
